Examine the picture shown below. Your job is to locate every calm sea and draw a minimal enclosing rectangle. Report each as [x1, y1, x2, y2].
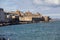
[0, 21, 60, 40]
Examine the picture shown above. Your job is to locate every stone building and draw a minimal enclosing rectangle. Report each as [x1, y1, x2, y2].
[43, 16, 49, 22]
[24, 11, 32, 16]
[0, 8, 8, 23]
[19, 16, 32, 22]
[15, 10, 21, 16]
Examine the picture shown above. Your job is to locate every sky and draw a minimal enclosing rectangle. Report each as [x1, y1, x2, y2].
[0, 0, 60, 19]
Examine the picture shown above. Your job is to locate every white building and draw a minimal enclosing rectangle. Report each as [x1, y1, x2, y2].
[0, 8, 7, 22]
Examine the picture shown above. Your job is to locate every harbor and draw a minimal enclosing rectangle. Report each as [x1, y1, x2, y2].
[0, 8, 51, 26]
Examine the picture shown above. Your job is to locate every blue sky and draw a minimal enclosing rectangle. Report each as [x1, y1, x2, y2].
[0, 0, 60, 18]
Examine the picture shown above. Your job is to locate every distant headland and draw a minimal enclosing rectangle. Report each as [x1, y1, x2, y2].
[0, 8, 51, 26]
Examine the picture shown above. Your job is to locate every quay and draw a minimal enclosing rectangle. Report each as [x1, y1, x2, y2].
[0, 8, 51, 26]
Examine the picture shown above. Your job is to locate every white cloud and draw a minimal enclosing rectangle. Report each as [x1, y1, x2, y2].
[45, 0, 60, 5]
[33, 0, 60, 5]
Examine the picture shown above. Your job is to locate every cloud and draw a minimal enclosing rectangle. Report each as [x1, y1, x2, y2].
[45, 0, 60, 5]
[43, 14, 60, 16]
[33, 0, 60, 6]
[43, 13, 60, 18]
[33, 0, 43, 4]
[0, 0, 33, 11]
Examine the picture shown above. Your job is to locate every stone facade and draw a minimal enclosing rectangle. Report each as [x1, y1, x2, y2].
[19, 16, 32, 21]
[0, 8, 8, 22]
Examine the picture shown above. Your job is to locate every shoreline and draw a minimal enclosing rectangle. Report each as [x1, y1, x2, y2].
[0, 21, 52, 27]
[1, 19, 60, 27]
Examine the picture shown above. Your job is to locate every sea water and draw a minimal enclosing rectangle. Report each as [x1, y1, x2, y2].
[0, 21, 60, 40]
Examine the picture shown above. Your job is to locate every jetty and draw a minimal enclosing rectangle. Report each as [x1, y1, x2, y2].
[0, 8, 51, 26]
